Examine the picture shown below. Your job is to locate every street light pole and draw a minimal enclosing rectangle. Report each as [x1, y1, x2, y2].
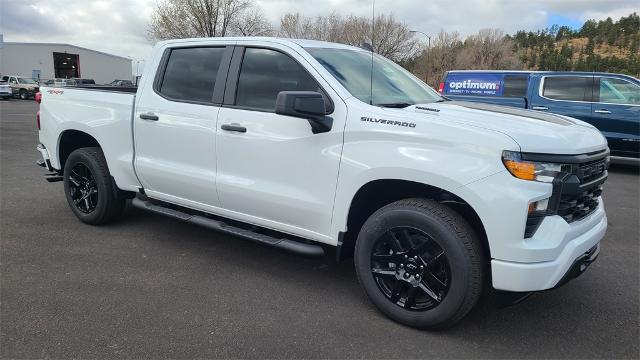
[410, 30, 431, 86]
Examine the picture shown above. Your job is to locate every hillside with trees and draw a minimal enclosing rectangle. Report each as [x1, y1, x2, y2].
[510, 13, 640, 76]
[407, 13, 639, 86]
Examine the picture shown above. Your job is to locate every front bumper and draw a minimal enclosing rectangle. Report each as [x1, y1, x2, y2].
[491, 207, 606, 292]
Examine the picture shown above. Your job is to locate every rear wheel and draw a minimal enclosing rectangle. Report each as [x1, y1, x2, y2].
[63, 147, 126, 224]
[355, 198, 484, 329]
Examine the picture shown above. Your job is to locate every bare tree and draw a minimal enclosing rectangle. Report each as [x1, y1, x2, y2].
[234, 9, 274, 36]
[279, 12, 343, 41]
[456, 29, 521, 69]
[371, 14, 421, 61]
[148, 0, 253, 40]
[410, 29, 523, 87]
[278, 12, 420, 62]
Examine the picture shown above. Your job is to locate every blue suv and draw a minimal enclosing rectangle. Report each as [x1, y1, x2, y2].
[439, 71, 640, 160]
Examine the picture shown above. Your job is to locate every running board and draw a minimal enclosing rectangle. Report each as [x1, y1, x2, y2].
[131, 198, 325, 257]
[44, 173, 63, 182]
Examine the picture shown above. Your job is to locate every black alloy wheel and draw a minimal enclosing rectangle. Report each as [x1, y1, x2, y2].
[63, 147, 127, 224]
[354, 198, 484, 329]
[67, 163, 99, 214]
[371, 226, 451, 311]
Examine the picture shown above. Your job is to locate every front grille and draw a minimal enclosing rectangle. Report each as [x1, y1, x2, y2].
[576, 158, 608, 183]
[557, 185, 603, 223]
[523, 150, 608, 238]
[557, 157, 608, 223]
[554, 156, 608, 224]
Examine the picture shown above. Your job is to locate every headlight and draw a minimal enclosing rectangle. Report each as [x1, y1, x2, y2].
[502, 150, 567, 183]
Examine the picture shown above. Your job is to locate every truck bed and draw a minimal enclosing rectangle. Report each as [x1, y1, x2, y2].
[38, 86, 141, 191]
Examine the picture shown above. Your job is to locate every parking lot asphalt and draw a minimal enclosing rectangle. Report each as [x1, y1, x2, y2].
[1, 99, 638, 359]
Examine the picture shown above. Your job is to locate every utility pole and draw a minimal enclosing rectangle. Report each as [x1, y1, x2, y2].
[410, 30, 432, 86]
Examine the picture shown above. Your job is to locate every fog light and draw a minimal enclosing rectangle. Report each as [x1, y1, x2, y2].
[528, 199, 549, 214]
[525, 199, 549, 238]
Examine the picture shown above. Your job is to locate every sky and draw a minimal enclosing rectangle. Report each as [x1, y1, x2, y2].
[1, 0, 637, 74]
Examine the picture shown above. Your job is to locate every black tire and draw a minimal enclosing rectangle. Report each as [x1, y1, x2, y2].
[354, 198, 484, 329]
[19, 89, 28, 100]
[63, 147, 126, 225]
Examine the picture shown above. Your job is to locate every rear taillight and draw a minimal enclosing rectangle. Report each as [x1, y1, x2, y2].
[438, 82, 445, 93]
[37, 111, 41, 130]
[35, 92, 42, 103]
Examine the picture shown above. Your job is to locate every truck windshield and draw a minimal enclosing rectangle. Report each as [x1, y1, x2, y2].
[306, 47, 442, 107]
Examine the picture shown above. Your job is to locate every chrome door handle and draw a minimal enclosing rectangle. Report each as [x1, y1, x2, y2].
[594, 109, 611, 114]
[532, 106, 548, 111]
[140, 112, 159, 121]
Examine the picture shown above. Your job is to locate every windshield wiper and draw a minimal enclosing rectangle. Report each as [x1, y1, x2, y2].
[375, 102, 413, 108]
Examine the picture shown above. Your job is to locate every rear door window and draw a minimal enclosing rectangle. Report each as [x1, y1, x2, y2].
[158, 47, 225, 103]
[502, 75, 529, 97]
[542, 76, 592, 101]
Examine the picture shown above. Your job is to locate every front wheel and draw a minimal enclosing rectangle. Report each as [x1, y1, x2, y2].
[63, 147, 126, 224]
[354, 198, 484, 329]
[19, 89, 28, 100]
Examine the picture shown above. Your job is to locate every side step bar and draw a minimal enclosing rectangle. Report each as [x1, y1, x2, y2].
[131, 198, 325, 257]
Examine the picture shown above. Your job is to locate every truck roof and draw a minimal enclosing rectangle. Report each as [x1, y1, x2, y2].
[447, 70, 638, 78]
[156, 37, 366, 52]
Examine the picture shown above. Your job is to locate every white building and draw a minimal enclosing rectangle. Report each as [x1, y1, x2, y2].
[0, 40, 132, 84]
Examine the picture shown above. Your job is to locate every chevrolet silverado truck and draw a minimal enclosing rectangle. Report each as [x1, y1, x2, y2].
[36, 37, 609, 329]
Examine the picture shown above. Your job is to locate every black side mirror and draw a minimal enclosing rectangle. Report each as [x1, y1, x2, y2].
[276, 91, 333, 134]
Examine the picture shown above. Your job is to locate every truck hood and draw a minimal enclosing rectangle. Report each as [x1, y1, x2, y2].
[407, 101, 608, 154]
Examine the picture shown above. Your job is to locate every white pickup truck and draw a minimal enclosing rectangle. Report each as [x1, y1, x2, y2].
[36, 37, 609, 329]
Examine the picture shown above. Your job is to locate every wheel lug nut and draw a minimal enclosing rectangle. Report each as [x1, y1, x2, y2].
[404, 255, 408, 259]
[415, 274, 420, 279]
[404, 273, 410, 278]
[414, 256, 418, 260]
[399, 264, 404, 268]
[420, 265, 424, 269]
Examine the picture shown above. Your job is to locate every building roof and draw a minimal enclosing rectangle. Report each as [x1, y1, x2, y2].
[2, 42, 131, 61]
